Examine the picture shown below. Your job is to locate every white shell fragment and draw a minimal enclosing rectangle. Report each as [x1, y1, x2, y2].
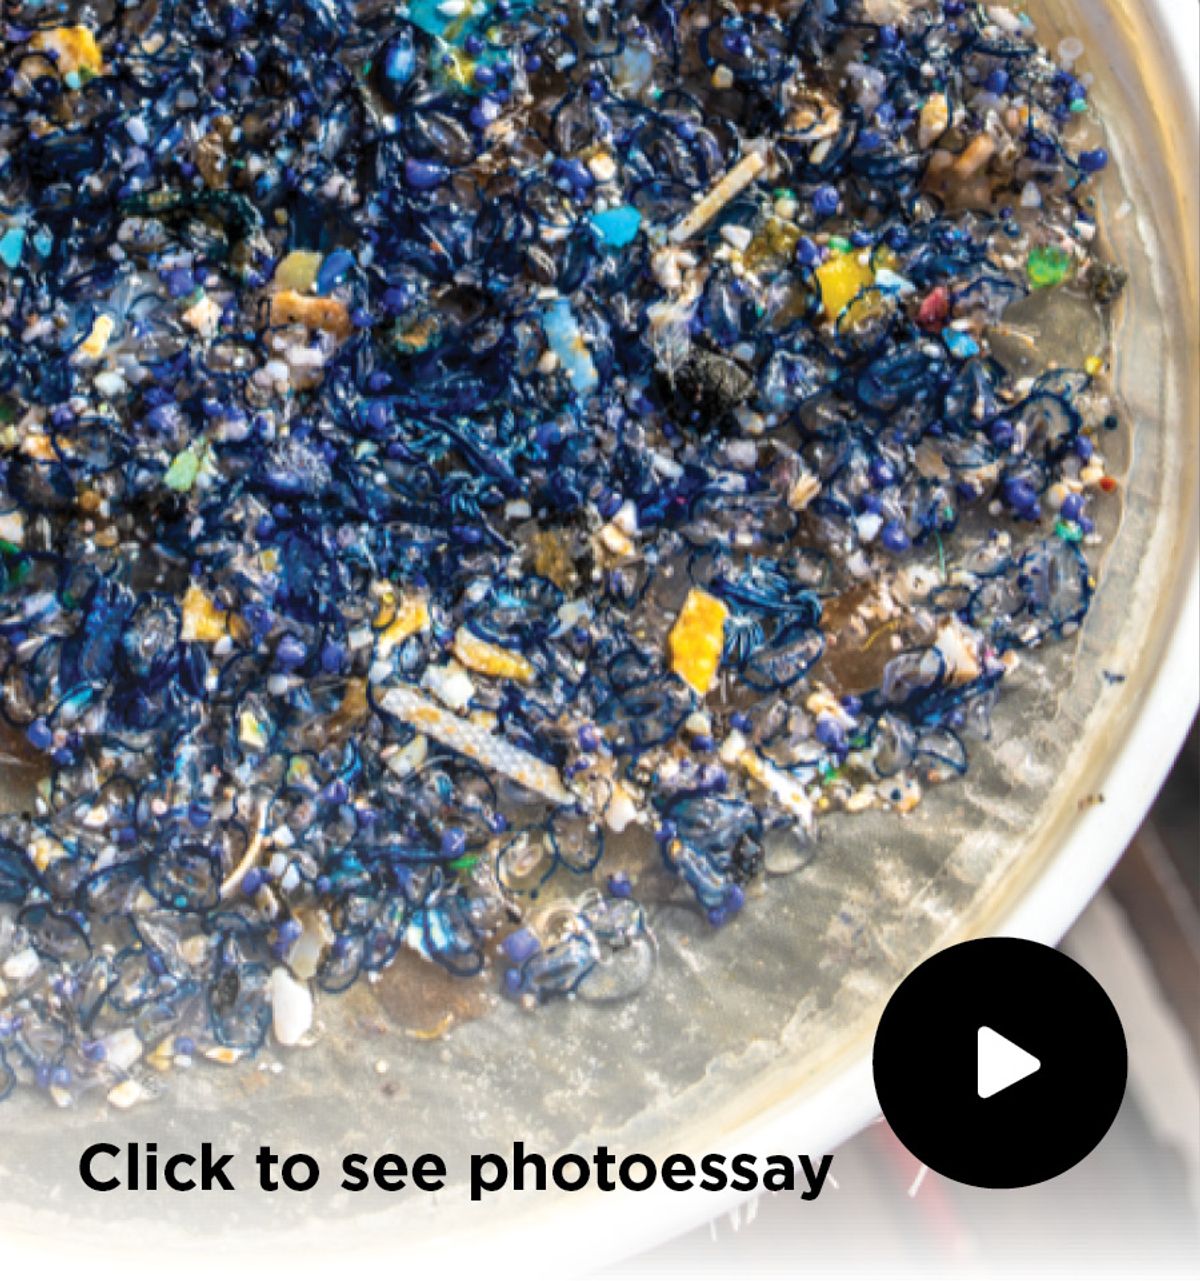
[271, 966, 314, 1046]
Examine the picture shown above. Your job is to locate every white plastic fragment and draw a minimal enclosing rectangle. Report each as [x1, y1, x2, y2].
[1, 947, 39, 982]
[669, 144, 769, 244]
[604, 783, 640, 834]
[0, 511, 24, 546]
[421, 661, 476, 711]
[271, 966, 314, 1046]
[103, 1028, 144, 1073]
[380, 684, 574, 806]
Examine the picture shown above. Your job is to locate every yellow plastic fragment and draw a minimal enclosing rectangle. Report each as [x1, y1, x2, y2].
[204, 1046, 243, 1065]
[269, 289, 351, 339]
[375, 588, 430, 656]
[78, 313, 115, 360]
[1084, 356, 1103, 377]
[668, 589, 729, 696]
[815, 251, 875, 322]
[20, 433, 56, 461]
[31, 835, 67, 873]
[272, 251, 323, 293]
[181, 584, 229, 643]
[452, 626, 535, 684]
[238, 711, 268, 751]
[30, 27, 104, 80]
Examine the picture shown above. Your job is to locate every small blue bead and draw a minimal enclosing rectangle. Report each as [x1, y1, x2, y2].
[320, 639, 346, 673]
[175, 1037, 195, 1056]
[404, 158, 449, 190]
[989, 418, 1015, 450]
[796, 236, 822, 267]
[275, 635, 307, 669]
[1078, 148, 1109, 174]
[1061, 493, 1085, 523]
[812, 185, 841, 217]
[1002, 477, 1040, 516]
[880, 520, 911, 553]
[502, 928, 540, 963]
[578, 724, 601, 752]
[607, 872, 632, 899]
[598, 491, 623, 518]
[1074, 435, 1094, 461]
[985, 69, 1010, 95]
[441, 827, 468, 858]
[26, 718, 53, 751]
[729, 711, 752, 732]
[815, 716, 847, 750]
[869, 457, 897, 488]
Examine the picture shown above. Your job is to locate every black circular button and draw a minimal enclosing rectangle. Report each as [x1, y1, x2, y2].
[873, 937, 1127, 1189]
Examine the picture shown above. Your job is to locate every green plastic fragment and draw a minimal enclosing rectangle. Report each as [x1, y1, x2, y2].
[448, 854, 480, 872]
[1027, 244, 1073, 289]
[164, 444, 208, 492]
[1055, 519, 1083, 543]
[828, 235, 853, 253]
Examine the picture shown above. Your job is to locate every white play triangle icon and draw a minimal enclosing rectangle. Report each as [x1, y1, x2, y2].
[977, 1026, 1041, 1099]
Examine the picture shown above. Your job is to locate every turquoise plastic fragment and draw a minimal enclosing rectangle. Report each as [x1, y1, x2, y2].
[0, 228, 25, 270]
[942, 328, 980, 359]
[409, 0, 474, 40]
[589, 205, 642, 249]
[543, 299, 599, 397]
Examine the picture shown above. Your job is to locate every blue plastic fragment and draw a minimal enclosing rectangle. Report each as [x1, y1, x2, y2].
[542, 298, 599, 395]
